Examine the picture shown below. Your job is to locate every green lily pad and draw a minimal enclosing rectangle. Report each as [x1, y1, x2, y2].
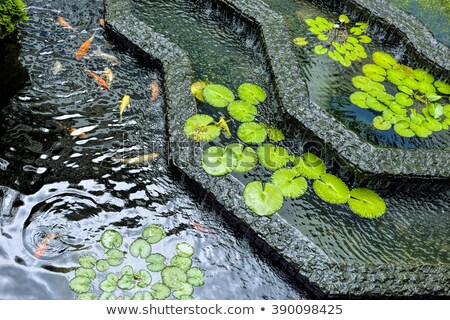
[227, 100, 257, 122]
[75, 267, 96, 280]
[410, 123, 432, 138]
[388, 102, 407, 116]
[348, 188, 386, 219]
[314, 45, 328, 54]
[443, 104, 450, 118]
[382, 109, 394, 121]
[423, 118, 442, 132]
[100, 279, 116, 293]
[372, 51, 397, 69]
[366, 96, 388, 111]
[203, 84, 235, 108]
[350, 91, 369, 109]
[257, 144, 290, 170]
[96, 259, 109, 272]
[347, 36, 359, 44]
[190, 81, 208, 102]
[117, 274, 135, 290]
[146, 253, 167, 272]
[237, 122, 267, 144]
[418, 81, 436, 95]
[105, 249, 125, 267]
[373, 116, 392, 130]
[187, 267, 205, 287]
[293, 37, 308, 46]
[427, 95, 442, 102]
[176, 242, 195, 258]
[317, 34, 329, 41]
[271, 168, 308, 198]
[98, 293, 116, 300]
[429, 103, 444, 119]
[202, 146, 237, 176]
[69, 276, 91, 294]
[79, 255, 97, 269]
[362, 64, 386, 82]
[402, 77, 419, 90]
[184, 114, 221, 142]
[267, 127, 285, 142]
[350, 27, 362, 35]
[130, 238, 151, 258]
[373, 91, 395, 105]
[161, 266, 187, 289]
[387, 69, 406, 86]
[121, 265, 134, 276]
[100, 230, 123, 249]
[435, 81, 450, 94]
[395, 92, 414, 107]
[170, 256, 192, 271]
[358, 35, 371, 43]
[238, 83, 267, 105]
[293, 152, 326, 180]
[243, 181, 284, 216]
[107, 273, 119, 284]
[313, 173, 350, 204]
[173, 283, 194, 300]
[225, 143, 258, 173]
[398, 85, 414, 95]
[338, 14, 350, 23]
[394, 121, 415, 138]
[76, 293, 96, 300]
[151, 283, 171, 300]
[142, 224, 166, 244]
[134, 269, 152, 288]
[413, 68, 434, 83]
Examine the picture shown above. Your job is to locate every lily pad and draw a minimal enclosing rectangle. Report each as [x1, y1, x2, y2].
[187, 267, 205, 287]
[373, 116, 392, 130]
[184, 114, 221, 142]
[267, 127, 285, 142]
[130, 238, 151, 258]
[134, 269, 152, 288]
[394, 121, 415, 138]
[410, 123, 432, 138]
[100, 279, 116, 293]
[202, 146, 237, 176]
[350, 91, 369, 109]
[313, 173, 350, 204]
[107, 273, 119, 284]
[176, 242, 195, 258]
[96, 259, 109, 272]
[435, 81, 450, 94]
[271, 168, 308, 198]
[418, 81, 436, 95]
[203, 84, 234, 108]
[69, 276, 91, 294]
[105, 249, 125, 267]
[170, 256, 192, 271]
[117, 274, 135, 290]
[366, 96, 388, 111]
[293, 152, 326, 180]
[225, 143, 258, 173]
[257, 144, 290, 170]
[190, 80, 208, 102]
[98, 293, 116, 300]
[146, 253, 167, 272]
[227, 100, 257, 122]
[121, 265, 134, 276]
[395, 92, 414, 107]
[238, 83, 267, 105]
[348, 188, 386, 219]
[237, 122, 267, 144]
[75, 267, 96, 280]
[76, 293, 96, 300]
[293, 37, 308, 46]
[414, 68, 434, 83]
[142, 224, 166, 244]
[338, 14, 350, 23]
[372, 51, 397, 69]
[100, 230, 123, 249]
[161, 266, 187, 289]
[358, 35, 371, 43]
[314, 45, 328, 54]
[151, 283, 171, 300]
[363, 64, 386, 82]
[243, 181, 284, 216]
[173, 283, 194, 300]
[79, 255, 97, 269]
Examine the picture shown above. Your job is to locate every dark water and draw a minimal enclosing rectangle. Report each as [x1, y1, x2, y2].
[262, 0, 450, 150]
[133, 0, 450, 265]
[0, 0, 305, 299]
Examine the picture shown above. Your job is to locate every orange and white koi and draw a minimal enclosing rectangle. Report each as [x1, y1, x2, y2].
[93, 48, 120, 65]
[150, 81, 159, 102]
[85, 68, 110, 89]
[190, 222, 209, 233]
[56, 121, 86, 138]
[57, 16, 76, 31]
[34, 233, 61, 259]
[76, 32, 96, 60]
[99, 18, 105, 27]
[102, 67, 114, 86]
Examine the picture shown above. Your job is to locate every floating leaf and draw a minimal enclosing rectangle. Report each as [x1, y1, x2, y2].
[184, 114, 220, 141]
[347, 36, 359, 44]
[373, 116, 392, 130]
[413, 68, 434, 83]
[429, 103, 444, 119]
[388, 102, 407, 116]
[271, 168, 308, 198]
[202, 84, 234, 108]
[75, 267, 96, 280]
[348, 188, 386, 219]
[293, 152, 326, 180]
[372, 52, 397, 69]
[435, 81, 450, 94]
[227, 100, 257, 122]
[121, 265, 133, 276]
[173, 283, 194, 300]
[100, 230, 123, 249]
[225, 144, 257, 173]
[267, 127, 285, 142]
[402, 77, 419, 90]
[394, 121, 415, 138]
[398, 85, 414, 95]
[350, 27, 362, 35]
[338, 14, 349, 24]
[106, 249, 125, 267]
[142, 224, 166, 244]
[202, 146, 237, 176]
[96, 259, 109, 272]
[146, 254, 166, 272]
[79, 255, 97, 269]
[171, 256, 192, 271]
[410, 123, 432, 138]
[314, 45, 328, 54]
[190, 81, 207, 102]
[238, 83, 267, 105]
[423, 118, 442, 132]
[427, 95, 442, 102]
[237, 122, 267, 144]
[151, 283, 171, 300]
[350, 91, 369, 109]
[366, 96, 388, 111]
[130, 238, 151, 258]
[243, 181, 283, 216]
[418, 81, 436, 95]
[161, 267, 187, 289]
[100, 279, 116, 293]
[98, 293, 116, 300]
[257, 144, 290, 170]
[187, 267, 205, 287]
[317, 34, 329, 41]
[395, 92, 414, 107]
[135, 270, 152, 288]
[358, 35, 371, 43]
[76, 293, 96, 300]
[176, 242, 195, 258]
[293, 37, 308, 46]
[107, 273, 119, 284]
[387, 69, 406, 85]
[362, 64, 386, 82]
[117, 274, 135, 290]
[313, 173, 350, 204]
[69, 276, 91, 294]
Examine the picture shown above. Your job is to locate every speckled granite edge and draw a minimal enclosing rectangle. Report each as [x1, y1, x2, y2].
[104, 0, 450, 297]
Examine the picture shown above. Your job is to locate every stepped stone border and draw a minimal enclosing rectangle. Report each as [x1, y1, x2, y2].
[104, 0, 450, 297]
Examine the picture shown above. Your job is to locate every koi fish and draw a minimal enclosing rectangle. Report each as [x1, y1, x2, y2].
[34, 233, 61, 259]
[150, 81, 159, 102]
[55, 121, 86, 138]
[114, 153, 159, 165]
[99, 18, 105, 27]
[85, 68, 109, 89]
[76, 32, 96, 60]
[119, 94, 131, 122]
[52, 60, 63, 75]
[217, 116, 231, 137]
[190, 222, 210, 234]
[102, 67, 114, 86]
[57, 16, 76, 31]
[93, 48, 120, 65]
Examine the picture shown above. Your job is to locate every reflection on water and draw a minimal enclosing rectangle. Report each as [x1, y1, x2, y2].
[0, 0, 305, 299]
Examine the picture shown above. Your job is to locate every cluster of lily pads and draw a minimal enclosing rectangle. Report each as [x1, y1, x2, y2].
[69, 225, 205, 300]
[293, 14, 372, 67]
[184, 82, 386, 219]
[350, 51, 450, 138]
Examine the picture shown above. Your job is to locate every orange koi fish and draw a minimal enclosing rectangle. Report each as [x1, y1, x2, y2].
[190, 222, 214, 234]
[102, 67, 114, 86]
[99, 18, 105, 27]
[76, 32, 96, 60]
[57, 16, 76, 31]
[150, 81, 159, 102]
[68, 127, 87, 137]
[34, 233, 61, 259]
[85, 68, 110, 89]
